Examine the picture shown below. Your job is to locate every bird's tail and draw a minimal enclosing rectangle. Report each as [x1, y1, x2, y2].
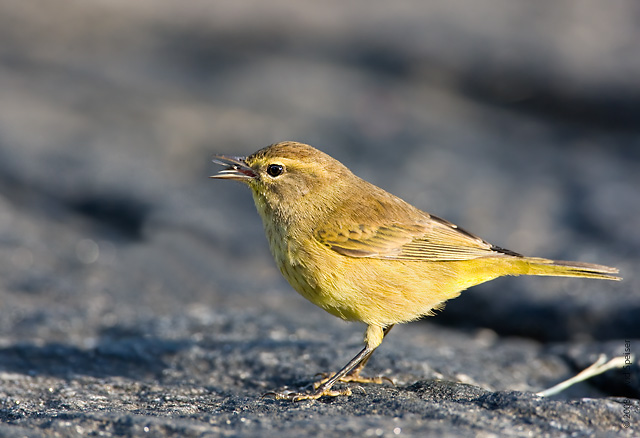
[521, 257, 621, 281]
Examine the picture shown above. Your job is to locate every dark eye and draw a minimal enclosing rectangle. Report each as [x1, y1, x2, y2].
[266, 163, 284, 177]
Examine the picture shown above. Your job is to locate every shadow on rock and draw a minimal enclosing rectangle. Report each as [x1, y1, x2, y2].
[0, 336, 191, 381]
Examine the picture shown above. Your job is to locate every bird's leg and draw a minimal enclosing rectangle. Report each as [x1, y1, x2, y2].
[266, 325, 390, 401]
[314, 325, 395, 386]
[346, 324, 394, 382]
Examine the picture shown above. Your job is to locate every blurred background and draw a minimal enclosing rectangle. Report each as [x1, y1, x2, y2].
[1, 0, 638, 346]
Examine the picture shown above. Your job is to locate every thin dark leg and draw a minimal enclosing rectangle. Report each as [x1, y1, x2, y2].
[306, 343, 375, 400]
[342, 324, 395, 379]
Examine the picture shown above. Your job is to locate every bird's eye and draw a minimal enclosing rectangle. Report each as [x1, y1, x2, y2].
[266, 163, 284, 177]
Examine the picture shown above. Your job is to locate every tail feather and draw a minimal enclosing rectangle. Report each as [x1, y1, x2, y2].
[523, 257, 621, 281]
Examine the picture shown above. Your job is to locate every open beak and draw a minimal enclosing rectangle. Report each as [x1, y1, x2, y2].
[210, 155, 257, 181]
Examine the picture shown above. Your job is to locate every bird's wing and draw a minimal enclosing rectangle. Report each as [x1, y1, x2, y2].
[315, 214, 520, 261]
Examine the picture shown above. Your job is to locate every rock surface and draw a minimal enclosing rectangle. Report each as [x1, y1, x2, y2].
[0, 1, 638, 436]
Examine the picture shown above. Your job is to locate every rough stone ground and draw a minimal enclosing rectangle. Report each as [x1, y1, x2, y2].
[0, 1, 639, 437]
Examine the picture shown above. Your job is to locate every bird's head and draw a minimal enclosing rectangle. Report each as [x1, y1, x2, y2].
[211, 141, 354, 222]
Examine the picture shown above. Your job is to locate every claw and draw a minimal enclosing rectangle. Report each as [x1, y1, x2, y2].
[382, 375, 395, 386]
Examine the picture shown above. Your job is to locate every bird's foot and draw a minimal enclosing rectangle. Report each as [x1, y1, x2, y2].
[263, 386, 352, 401]
[313, 371, 394, 388]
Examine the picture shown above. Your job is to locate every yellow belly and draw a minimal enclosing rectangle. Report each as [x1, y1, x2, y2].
[272, 232, 509, 326]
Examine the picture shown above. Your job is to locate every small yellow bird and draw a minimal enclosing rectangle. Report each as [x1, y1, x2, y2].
[211, 141, 620, 401]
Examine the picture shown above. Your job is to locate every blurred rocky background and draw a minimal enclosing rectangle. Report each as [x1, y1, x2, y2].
[0, 1, 638, 436]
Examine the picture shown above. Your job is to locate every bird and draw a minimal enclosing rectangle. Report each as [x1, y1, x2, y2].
[210, 141, 621, 401]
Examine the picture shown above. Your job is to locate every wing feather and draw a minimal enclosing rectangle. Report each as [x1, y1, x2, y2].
[315, 213, 519, 262]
